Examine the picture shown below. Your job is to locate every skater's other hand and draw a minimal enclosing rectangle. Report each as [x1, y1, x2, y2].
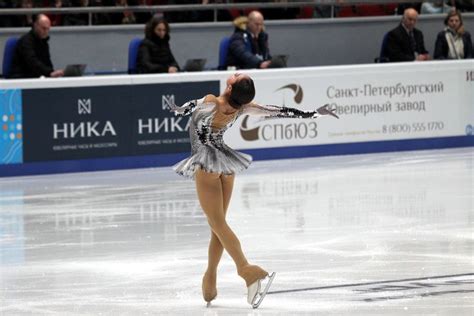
[316, 104, 339, 119]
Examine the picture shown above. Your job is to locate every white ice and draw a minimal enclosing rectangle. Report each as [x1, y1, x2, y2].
[0, 148, 473, 315]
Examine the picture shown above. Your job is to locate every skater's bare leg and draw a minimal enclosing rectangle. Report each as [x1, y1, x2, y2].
[201, 174, 234, 302]
[196, 169, 249, 271]
[206, 173, 234, 273]
[196, 169, 269, 305]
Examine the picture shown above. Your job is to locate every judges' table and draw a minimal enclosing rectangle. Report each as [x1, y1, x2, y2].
[1, 61, 473, 177]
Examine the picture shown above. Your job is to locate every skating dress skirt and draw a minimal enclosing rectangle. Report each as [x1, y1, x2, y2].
[170, 98, 250, 178]
[169, 98, 329, 179]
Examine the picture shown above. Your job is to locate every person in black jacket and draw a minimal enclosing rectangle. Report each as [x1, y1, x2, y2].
[9, 14, 64, 78]
[434, 10, 473, 59]
[385, 8, 431, 62]
[226, 11, 272, 69]
[454, 0, 474, 12]
[136, 17, 180, 74]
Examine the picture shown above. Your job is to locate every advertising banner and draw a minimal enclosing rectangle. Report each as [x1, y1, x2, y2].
[225, 62, 474, 150]
[20, 81, 219, 162]
[22, 85, 131, 161]
[131, 81, 219, 155]
[0, 89, 23, 164]
[0, 61, 472, 176]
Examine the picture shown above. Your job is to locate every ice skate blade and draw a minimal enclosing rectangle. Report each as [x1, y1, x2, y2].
[248, 272, 276, 309]
[206, 301, 211, 308]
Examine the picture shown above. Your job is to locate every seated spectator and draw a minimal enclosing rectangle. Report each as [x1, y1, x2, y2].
[89, 0, 113, 25]
[165, 0, 218, 23]
[261, 4, 299, 20]
[49, 0, 67, 27]
[14, 0, 34, 27]
[421, 0, 453, 14]
[9, 14, 64, 79]
[385, 8, 431, 62]
[136, 17, 180, 74]
[63, 0, 90, 25]
[226, 11, 272, 69]
[107, 0, 136, 24]
[455, 0, 474, 12]
[313, 5, 332, 18]
[337, 4, 397, 17]
[434, 10, 472, 59]
[131, 0, 154, 24]
[0, 0, 16, 27]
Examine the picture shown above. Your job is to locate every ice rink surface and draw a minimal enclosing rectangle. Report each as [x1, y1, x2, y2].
[1, 147, 473, 315]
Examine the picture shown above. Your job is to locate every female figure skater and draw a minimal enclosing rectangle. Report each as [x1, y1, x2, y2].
[169, 73, 338, 308]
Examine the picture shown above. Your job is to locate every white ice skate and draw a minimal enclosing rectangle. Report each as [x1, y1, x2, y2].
[247, 272, 276, 309]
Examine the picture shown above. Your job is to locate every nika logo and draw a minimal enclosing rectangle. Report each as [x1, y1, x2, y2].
[240, 84, 304, 141]
[162, 95, 175, 110]
[138, 94, 190, 135]
[53, 98, 117, 139]
[78, 98, 92, 115]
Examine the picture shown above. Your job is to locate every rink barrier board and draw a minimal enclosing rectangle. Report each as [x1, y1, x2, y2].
[0, 135, 472, 177]
[1, 61, 473, 177]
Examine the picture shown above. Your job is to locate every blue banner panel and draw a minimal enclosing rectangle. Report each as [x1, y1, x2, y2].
[21, 81, 219, 162]
[130, 82, 219, 155]
[0, 89, 23, 164]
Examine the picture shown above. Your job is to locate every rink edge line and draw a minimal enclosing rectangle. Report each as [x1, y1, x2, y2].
[267, 272, 474, 294]
[0, 135, 473, 177]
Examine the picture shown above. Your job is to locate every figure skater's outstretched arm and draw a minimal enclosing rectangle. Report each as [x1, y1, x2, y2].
[169, 95, 217, 117]
[243, 103, 339, 119]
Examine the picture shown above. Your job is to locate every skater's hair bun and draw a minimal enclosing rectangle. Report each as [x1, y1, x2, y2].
[229, 77, 255, 109]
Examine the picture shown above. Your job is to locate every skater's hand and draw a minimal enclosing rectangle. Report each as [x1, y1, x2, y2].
[316, 104, 339, 119]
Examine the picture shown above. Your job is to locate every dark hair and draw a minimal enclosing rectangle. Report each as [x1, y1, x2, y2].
[444, 9, 463, 26]
[145, 17, 170, 39]
[229, 77, 255, 109]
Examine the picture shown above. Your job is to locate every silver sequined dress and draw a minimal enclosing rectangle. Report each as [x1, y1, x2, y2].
[169, 98, 327, 179]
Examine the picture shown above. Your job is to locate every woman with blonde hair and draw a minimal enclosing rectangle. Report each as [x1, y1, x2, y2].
[434, 10, 473, 59]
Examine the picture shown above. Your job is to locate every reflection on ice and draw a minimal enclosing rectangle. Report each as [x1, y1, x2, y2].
[0, 147, 473, 315]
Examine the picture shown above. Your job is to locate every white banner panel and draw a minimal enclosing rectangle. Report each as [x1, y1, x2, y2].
[224, 60, 474, 150]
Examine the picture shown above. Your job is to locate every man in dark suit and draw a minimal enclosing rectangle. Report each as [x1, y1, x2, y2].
[9, 14, 64, 78]
[227, 11, 272, 69]
[385, 8, 431, 62]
